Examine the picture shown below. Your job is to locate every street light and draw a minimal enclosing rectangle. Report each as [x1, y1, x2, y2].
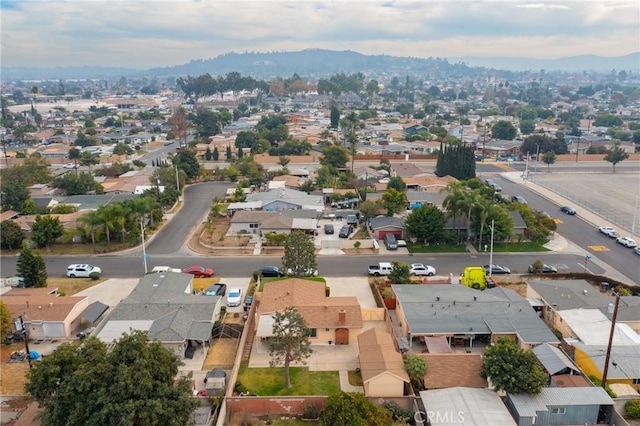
[534, 144, 540, 175]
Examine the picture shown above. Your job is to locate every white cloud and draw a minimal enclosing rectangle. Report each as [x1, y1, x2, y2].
[0, 0, 638, 68]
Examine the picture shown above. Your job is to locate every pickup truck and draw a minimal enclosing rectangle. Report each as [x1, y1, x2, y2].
[368, 262, 394, 276]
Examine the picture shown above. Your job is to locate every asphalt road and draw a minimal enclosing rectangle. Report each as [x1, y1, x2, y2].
[488, 174, 639, 283]
[145, 182, 232, 255]
[0, 253, 604, 280]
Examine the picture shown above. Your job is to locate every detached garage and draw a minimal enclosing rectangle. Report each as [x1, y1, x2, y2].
[369, 216, 405, 241]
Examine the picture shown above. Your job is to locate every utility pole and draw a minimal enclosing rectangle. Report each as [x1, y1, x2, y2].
[575, 136, 580, 162]
[488, 219, 495, 278]
[601, 292, 620, 389]
[140, 218, 148, 274]
[15, 316, 32, 368]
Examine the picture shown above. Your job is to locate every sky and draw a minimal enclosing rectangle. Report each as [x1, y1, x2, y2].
[1, 0, 638, 69]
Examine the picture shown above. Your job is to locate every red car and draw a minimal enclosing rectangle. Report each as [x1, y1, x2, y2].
[182, 266, 214, 278]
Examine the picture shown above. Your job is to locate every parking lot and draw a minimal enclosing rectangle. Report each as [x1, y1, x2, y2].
[530, 172, 640, 235]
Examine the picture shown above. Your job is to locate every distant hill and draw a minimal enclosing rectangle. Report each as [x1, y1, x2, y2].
[2, 49, 638, 80]
[449, 53, 640, 72]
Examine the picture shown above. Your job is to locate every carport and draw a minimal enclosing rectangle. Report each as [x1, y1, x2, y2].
[79, 301, 109, 325]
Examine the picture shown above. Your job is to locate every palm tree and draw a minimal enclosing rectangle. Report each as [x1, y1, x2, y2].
[68, 147, 81, 177]
[97, 206, 115, 250]
[476, 197, 496, 251]
[441, 182, 466, 242]
[78, 211, 101, 253]
[460, 190, 480, 244]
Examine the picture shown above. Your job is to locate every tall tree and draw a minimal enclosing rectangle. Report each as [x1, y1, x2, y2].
[168, 107, 189, 147]
[329, 105, 340, 128]
[0, 220, 25, 250]
[404, 354, 428, 391]
[172, 149, 200, 180]
[381, 188, 407, 216]
[25, 331, 198, 426]
[269, 306, 313, 389]
[482, 338, 547, 395]
[282, 231, 317, 277]
[542, 151, 556, 172]
[212, 146, 219, 161]
[0, 180, 30, 212]
[97, 207, 115, 250]
[17, 242, 47, 287]
[320, 392, 393, 426]
[386, 176, 406, 191]
[320, 145, 349, 169]
[604, 142, 629, 172]
[78, 211, 101, 252]
[491, 120, 517, 140]
[31, 215, 64, 249]
[0, 300, 11, 342]
[68, 147, 81, 177]
[405, 205, 446, 244]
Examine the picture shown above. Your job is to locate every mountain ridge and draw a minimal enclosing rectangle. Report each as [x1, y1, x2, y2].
[2, 49, 638, 80]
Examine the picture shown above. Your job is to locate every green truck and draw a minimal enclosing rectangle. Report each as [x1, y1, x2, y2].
[460, 267, 496, 290]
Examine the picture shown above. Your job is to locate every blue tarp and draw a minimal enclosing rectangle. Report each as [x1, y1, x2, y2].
[29, 351, 41, 360]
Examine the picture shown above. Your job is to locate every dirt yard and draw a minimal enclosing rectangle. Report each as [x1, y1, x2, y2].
[1, 343, 30, 396]
[199, 217, 251, 247]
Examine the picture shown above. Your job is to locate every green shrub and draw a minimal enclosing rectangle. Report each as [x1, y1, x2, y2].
[252, 270, 260, 282]
[132, 159, 146, 168]
[89, 272, 101, 281]
[302, 404, 319, 420]
[234, 381, 248, 394]
[353, 241, 361, 249]
[588, 375, 617, 398]
[625, 399, 640, 419]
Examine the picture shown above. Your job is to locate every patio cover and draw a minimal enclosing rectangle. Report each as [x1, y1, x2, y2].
[424, 336, 454, 353]
[80, 301, 109, 323]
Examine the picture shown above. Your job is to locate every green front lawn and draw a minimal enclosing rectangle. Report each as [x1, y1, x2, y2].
[236, 365, 340, 396]
[407, 243, 468, 253]
[492, 242, 550, 252]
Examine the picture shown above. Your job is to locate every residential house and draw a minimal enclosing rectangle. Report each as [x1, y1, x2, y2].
[505, 387, 614, 426]
[228, 210, 318, 236]
[271, 175, 303, 190]
[245, 187, 324, 212]
[0, 210, 20, 221]
[369, 216, 405, 241]
[419, 387, 516, 426]
[404, 124, 428, 135]
[13, 212, 87, 239]
[404, 175, 457, 192]
[389, 162, 434, 178]
[256, 279, 362, 345]
[3, 287, 89, 339]
[482, 139, 522, 157]
[393, 285, 558, 350]
[96, 272, 220, 359]
[356, 328, 410, 397]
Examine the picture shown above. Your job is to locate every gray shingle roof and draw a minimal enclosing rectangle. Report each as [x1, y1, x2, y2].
[370, 216, 405, 230]
[393, 285, 558, 344]
[529, 280, 609, 311]
[246, 187, 323, 209]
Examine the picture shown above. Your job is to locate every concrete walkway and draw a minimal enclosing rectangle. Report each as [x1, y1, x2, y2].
[339, 370, 364, 393]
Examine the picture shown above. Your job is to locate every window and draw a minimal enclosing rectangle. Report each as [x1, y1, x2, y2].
[551, 408, 566, 415]
[307, 328, 317, 338]
[249, 223, 259, 229]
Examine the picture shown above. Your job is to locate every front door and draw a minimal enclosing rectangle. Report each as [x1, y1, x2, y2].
[335, 328, 349, 345]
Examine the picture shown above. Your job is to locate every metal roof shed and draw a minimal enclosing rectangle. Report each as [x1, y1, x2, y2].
[532, 343, 579, 376]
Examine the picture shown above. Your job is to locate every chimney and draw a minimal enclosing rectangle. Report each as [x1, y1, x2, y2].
[338, 310, 346, 326]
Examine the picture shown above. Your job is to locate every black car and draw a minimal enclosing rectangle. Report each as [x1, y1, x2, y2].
[339, 225, 352, 238]
[560, 206, 576, 215]
[528, 264, 558, 274]
[258, 266, 285, 277]
[204, 283, 227, 296]
[483, 264, 511, 275]
[324, 224, 334, 234]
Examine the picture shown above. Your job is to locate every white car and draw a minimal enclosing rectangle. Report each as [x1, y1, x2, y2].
[598, 226, 616, 236]
[63, 163, 78, 169]
[409, 263, 436, 276]
[616, 236, 638, 248]
[226, 288, 242, 307]
[150, 266, 182, 274]
[66, 264, 102, 278]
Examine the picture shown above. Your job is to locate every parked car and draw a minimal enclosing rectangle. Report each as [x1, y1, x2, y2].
[339, 225, 352, 238]
[560, 206, 577, 215]
[396, 239, 407, 248]
[484, 179, 495, 186]
[616, 236, 638, 248]
[483, 264, 511, 275]
[383, 233, 398, 250]
[204, 283, 227, 296]
[63, 163, 79, 169]
[226, 288, 242, 307]
[150, 266, 182, 273]
[66, 264, 102, 278]
[491, 184, 502, 192]
[346, 214, 358, 227]
[633, 247, 640, 256]
[511, 195, 527, 204]
[528, 264, 558, 274]
[607, 231, 621, 239]
[244, 295, 254, 311]
[182, 265, 214, 277]
[598, 226, 616, 236]
[409, 263, 436, 276]
[258, 265, 285, 277]
[324, 224, 334, 234]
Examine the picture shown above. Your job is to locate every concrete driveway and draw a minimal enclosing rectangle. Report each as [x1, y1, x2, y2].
[324, 276, 376, 308]
[249, 339, 361, 371]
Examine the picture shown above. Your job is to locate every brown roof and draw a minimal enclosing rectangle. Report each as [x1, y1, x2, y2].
[272, 175, 301, 189]
[404, 175, 457, 192]
[0, 210, 19, 221]
[423, 336, 454, 353]
[3, 288, 87, 322]
[551, 374, 591, 388]
[13, 212, 86, 232]
[261, 214, 293, 230]
[390, 162, 434, 178]
[421, 353, 488, 389]
[259, 279, 362, 328]
[357, 328, 409, 384]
